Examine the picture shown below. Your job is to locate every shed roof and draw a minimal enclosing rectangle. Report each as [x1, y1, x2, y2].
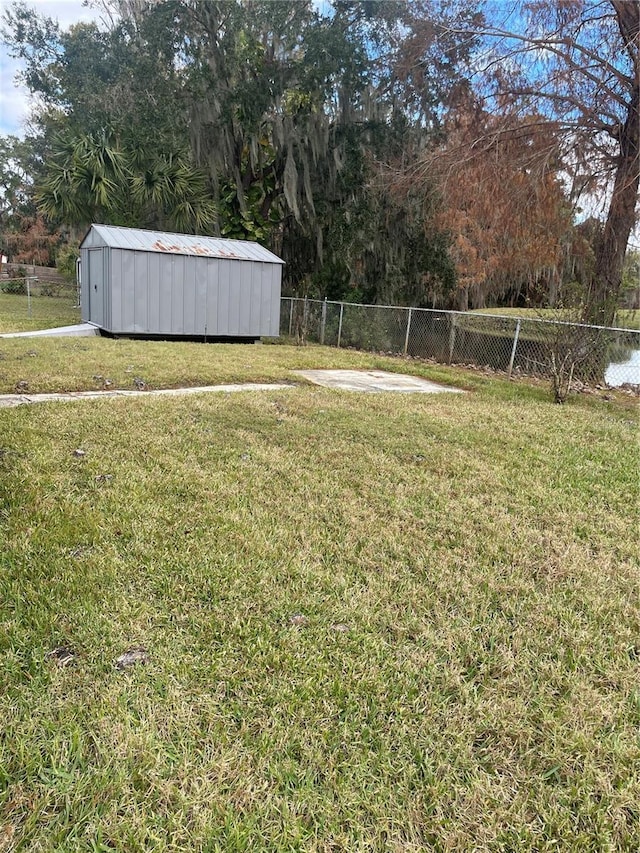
[82, 224, 285, 264]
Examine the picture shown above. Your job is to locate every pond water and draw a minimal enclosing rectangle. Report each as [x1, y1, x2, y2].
[605, 347, 640, 387]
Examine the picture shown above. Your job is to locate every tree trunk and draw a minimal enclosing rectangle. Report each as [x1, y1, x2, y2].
[588, 3, 640, 327]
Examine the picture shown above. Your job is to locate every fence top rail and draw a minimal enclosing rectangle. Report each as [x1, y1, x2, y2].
[285, 296, 638, 336]
[450, 311, 639, 335]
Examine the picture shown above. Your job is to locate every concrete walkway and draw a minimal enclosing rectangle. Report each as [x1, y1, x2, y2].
[0, 370, 465, 408]
[293, 369, 464, 393]
[0, 384, 294, 408]
[0, 323, 99, 339]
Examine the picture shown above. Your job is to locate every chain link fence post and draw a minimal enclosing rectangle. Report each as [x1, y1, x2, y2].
[508, 318, 521, 378]
[26, 276, 35, 318]
[448, 315, 456, 363]
[403, 307, 413, 356]
[337, 302, 344, 348]
[320, 298, 327, 345]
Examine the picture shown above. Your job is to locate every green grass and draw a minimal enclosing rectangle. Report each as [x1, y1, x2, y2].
[1, 344, 639, 851]
[0, 292, 81, 333]
[473, 306, 640, 330]
[0, 337, 493, 396]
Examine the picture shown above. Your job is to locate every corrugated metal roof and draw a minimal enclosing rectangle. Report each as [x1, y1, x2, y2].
[82, 224, 285, 264]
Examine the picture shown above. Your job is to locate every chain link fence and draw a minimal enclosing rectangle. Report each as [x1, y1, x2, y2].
[1, 266, 80, 332]
[280, 297, 640, 390]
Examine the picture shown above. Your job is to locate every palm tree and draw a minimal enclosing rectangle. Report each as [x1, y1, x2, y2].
[38, 130, 217, 233]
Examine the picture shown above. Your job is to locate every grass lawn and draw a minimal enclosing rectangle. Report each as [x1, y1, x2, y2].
[0, 337, 483, 396]
[0, 293, 81, 334]
[1, 342, 639, 851]
[472, 306, 640, 331]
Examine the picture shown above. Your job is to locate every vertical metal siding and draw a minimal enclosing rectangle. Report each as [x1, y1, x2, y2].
[110, 250, 122, 332]
[171, 255, 185, 334]
[261, 263, 279, 336]
[147, 251, 160, 333]
[238, 262, 253, 335]
[194, 256, 208, 334]
[260, 263, 272, 334]
[249, 262, 262, 333]
[81, 226, 281, 335]
[223, 259, 239, 334]
[80, 248, 89, 321]
[215, 261, 229, 335]
[274, 265, 282, 334]
[265, 264, 276, 335]
[271, 264, 280, 334]
[245, 262, 254, 332]
[104, 248, 112, 331]
[134, 252, 148, 332]
[182, 256, 196, 333]
[204, 258, 217, 334]
[158, 255, 172, 332]
[157, 254, 167, 331]
[121, 250, 134, 331]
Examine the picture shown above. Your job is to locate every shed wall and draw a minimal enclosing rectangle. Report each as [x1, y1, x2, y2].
[80, 247, 89, 320]
[80, 245, 109, 326]
[106, 249, 280, 336]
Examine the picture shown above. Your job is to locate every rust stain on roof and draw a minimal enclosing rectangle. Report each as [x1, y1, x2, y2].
[152, 240, 182, 253]
[151, 239, 240, 259]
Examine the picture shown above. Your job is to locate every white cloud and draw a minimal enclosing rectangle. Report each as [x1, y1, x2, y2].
[13, 0, 99, 29]
[0, 0, 101, 136]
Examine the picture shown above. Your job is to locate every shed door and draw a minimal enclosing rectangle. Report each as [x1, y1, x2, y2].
[88, 249, 104, 326]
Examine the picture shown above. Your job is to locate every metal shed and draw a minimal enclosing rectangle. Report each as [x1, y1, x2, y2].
[79, 224, 283, 339]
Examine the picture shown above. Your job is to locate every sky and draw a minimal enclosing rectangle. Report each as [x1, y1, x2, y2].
[0, 0, 101, 137]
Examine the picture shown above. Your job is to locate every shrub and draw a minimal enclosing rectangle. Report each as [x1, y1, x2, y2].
[56, 244, 80, 284]
[1, 269, 26, 294]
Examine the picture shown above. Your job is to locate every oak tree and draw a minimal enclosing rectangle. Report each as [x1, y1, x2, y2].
[455, 0, 639, 324]
[429, 104, 574, 309]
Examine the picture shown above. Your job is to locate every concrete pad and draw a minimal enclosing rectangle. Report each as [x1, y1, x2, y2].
[0, 323, 99, 339]
[293, 369, 464, 394]
[0, 383, 294, 408]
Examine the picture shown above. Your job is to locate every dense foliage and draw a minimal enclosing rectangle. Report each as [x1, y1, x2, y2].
[1, 0, 637, 313]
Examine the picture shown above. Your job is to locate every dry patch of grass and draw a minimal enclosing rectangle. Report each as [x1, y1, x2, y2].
[0, 345, 638, 851]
